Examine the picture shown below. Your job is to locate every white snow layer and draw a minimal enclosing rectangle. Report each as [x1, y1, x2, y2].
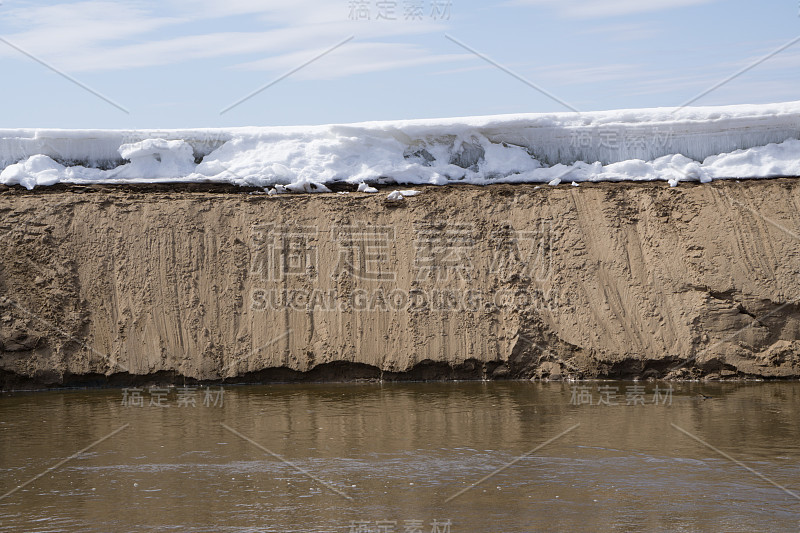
[2, 101, 800, 191]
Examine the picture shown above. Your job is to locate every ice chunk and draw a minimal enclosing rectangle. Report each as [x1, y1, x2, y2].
[704, 139, 800, 179]
[386, 189, 421, 201]
[0, 155, 65, 190]
[111, 139, 196, 179]
[284, 180, 331, 193]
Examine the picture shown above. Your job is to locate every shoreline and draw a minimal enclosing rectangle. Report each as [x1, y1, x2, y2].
[2, 175, 800, 195]
[3, 373, 798, 394]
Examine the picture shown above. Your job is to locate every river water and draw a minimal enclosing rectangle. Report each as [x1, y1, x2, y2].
[1, 382, 799, 532]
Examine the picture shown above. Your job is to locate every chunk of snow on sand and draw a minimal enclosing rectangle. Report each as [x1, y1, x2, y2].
[284, 180, 331, 193]
[386, 190, 421, 201]
[358, 182, 378, 193]
[2, 102, 800, 191]
[386, 191, 405, 201]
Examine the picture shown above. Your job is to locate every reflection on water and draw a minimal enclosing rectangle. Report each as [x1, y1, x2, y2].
[1, 382, 799, 532]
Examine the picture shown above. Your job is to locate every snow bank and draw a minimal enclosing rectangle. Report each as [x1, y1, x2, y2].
[2, 101, 800, 191]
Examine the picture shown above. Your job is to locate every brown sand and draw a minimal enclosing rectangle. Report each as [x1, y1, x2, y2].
[1, 179, 798, 387]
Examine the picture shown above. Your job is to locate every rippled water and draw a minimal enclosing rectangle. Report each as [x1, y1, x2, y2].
[1, 382, 799, 532]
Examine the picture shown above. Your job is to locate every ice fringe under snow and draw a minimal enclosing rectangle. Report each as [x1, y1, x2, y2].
[2, 101, 800, 191]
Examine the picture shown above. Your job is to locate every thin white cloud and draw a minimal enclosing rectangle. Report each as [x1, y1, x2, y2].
[714, 44, 800, 73]
[579, 22, 661, 41]
[508, 0, 720, 18]
[630, 74, 800, 106]
[610, 43, 800, 105]
[237, 42, 472, 79]
[534, 62, 643, 84]
[629, 40, 800, 95]
[163, 0, 345, 24]
[433, 63, 496, 76]
[0, 0, 455, 76]
[435, 58, 643, 85]
[2, 2, 181, 49]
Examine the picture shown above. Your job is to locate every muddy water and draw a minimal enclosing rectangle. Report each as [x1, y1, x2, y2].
[1, 382, 799, 532]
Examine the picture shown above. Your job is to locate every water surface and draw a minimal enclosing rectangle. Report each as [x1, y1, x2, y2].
[1, 382, 799, 532]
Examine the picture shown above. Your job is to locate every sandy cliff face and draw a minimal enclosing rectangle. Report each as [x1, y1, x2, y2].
[1, 180, 799, 387]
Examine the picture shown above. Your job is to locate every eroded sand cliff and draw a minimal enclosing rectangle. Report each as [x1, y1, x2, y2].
[1, 180, 799, 387]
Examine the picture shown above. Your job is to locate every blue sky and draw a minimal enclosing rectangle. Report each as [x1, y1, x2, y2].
[0, 0, 798, 128]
